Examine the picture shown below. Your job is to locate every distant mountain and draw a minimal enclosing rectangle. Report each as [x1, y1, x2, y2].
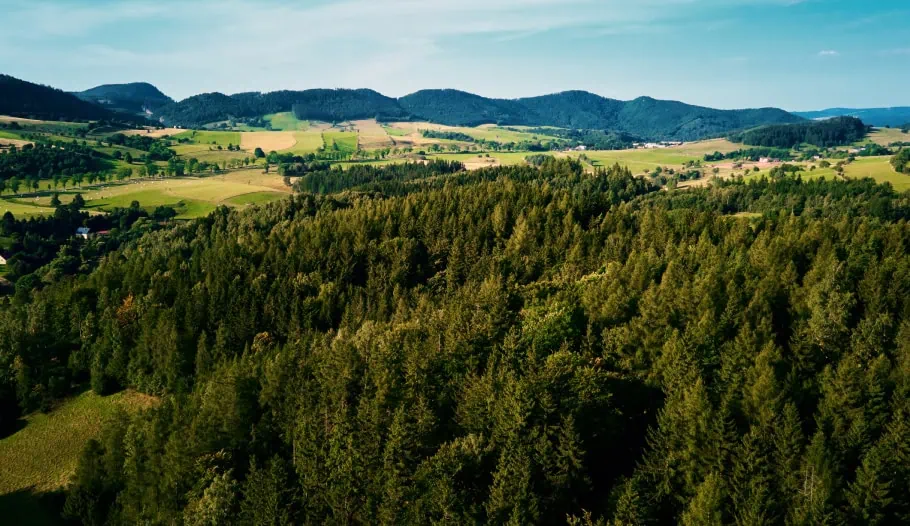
[156, 88, 803, 141]
[0, 74, 124, 122]
[75, 82, 173, 115]
[795, 107, 910, 128]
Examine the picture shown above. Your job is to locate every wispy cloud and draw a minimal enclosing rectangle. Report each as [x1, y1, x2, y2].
[818, 50, 839, 57]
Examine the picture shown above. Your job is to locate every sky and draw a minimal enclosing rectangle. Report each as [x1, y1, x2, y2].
[1, 0, 909, 111]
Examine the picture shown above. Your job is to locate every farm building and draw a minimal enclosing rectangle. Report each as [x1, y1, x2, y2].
[76, 227, 91, 239]
[0, 255, 6, 265]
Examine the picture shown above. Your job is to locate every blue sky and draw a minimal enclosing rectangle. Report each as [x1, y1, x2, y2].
[1, 0, 908, 110]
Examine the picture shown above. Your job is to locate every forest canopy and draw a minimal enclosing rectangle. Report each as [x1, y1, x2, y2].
[2, 157, 910, 524]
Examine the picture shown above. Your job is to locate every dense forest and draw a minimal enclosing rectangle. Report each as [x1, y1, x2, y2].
[0, 142, 111, 182]
[0, 75, 145, 124]
[511, 127, 640, 151]
[730, 116, 868, 148]
[2, 157, 910, 524]
[153, 86, 801, 141]
[794, 107, 910, 128]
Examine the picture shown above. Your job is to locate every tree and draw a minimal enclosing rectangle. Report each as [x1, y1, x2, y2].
[9, 176, 20, 195]
[71, 193, 85, 211]
[254, 147, 265, 159]
[124, 152, 133, 164]
[50, 193, 61, 207]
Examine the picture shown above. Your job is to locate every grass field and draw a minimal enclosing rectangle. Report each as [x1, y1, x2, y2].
[865, 127, 909, 146]
[225, 191, 288, 207]
[0, 199, 57, 218]
[0, 390, 157, 525]
[324, 132, 359, 153]
[25, 173, 290, 219]
[174, 130, 242, 147]
[266, 112, 310, 131]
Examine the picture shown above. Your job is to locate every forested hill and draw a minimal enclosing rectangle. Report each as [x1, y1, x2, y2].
[154, 88, 408, 127]
[730, 116, 869, 148]
[154, 87, 802, 140]
[7, 159, 910, 523]
[75, 82, 174, 114]
[0, 74, 126, 122]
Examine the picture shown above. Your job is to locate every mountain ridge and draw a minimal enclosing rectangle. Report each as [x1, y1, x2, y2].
[795, 107, 910, 127]
[154, 87, 804, 141]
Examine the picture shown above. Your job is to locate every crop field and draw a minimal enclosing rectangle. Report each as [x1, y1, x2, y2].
[352, 120, 393, 149]
[0, 390, 157, 525]
[240, 131, 297, 152]
[324, 131, 359, 153]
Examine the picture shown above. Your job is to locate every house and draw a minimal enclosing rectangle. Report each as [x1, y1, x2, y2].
[0, 255, 6, 265]
[76, 227, 92, 239]
[574, 145, 588, 151]
[759, 157, 772, 164]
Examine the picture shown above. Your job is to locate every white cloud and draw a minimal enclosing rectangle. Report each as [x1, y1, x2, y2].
[818, 50, 839, 57]
[0, 0, 833, 99]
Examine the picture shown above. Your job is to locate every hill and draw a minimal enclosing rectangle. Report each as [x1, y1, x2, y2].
[795, 107, 910, 127]
[75, 82, 173, 115]
[156, 88, 803, 141]
[155, 89, 408, 128]
[0, 75, 124, 122]
[730, 116, 868, 148]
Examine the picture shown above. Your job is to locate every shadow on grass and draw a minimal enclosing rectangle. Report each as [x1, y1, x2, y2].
[0, 487, 68, 525]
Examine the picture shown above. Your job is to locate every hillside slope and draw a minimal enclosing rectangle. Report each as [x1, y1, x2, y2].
[0, 75, 123, 122]
[75, 82, 173, 114]
[156, 88, 803, 141]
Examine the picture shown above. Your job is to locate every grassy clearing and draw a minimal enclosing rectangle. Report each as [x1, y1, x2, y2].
[174, 130, 241, 147]
[225, 191, 287, 207]
[0, 390, 157, 494]
[281, 130, 325, 155]
[0, 390, 157, 525]
[0, 199, 57, 218]
[324, 132, 359, 153]
[266, 112, 310, 131]
[864, 127, 909, 146]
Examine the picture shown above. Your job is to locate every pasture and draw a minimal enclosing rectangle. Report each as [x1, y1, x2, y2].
[27, 173, 290, 219]
[865, 127, 909, 146]
[324, 131, 359, 153]
[266, 112, 310, 131]
[174, 130, 241, 147]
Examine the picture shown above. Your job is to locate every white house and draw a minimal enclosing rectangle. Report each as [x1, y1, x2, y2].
[0, 255, 6, 265]
[76, 227, 91, 239]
